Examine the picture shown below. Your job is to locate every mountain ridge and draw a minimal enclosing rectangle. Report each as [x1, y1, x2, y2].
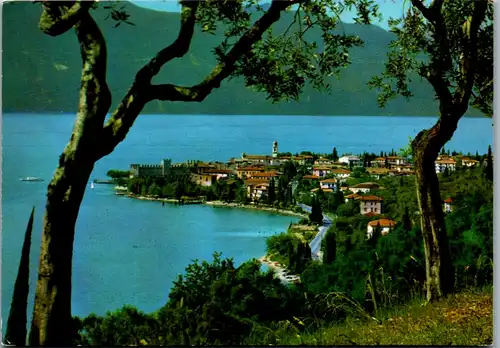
[2, 1, 484, 117]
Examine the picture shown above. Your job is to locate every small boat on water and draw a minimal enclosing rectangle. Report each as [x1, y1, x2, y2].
[20, 177, 44, 182]
[90, 182, 95, 189]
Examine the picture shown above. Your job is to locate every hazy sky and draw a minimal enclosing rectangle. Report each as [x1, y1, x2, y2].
[130, 0, 408, 30]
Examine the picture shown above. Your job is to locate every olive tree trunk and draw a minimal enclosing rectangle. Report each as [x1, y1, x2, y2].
[29, 8, 111, 345]
[412, 118, 457, 302]
[29, 159, 94, 345]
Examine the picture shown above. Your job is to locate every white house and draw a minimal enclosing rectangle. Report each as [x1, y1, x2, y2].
[315, 157, 335, 165]
[330, 168, 352, 180]
[387, 156, 407, 166]
[312, 166, 333, 178]
[320, 178, 338, 190]
[460, 157, 479, 167]
[435, 158, 456, 173]
[444, 197, 453, 213]
[339, 155, 361, 167]
[358, 195, 384, 215]
[192, 173, 216, 187]
[245, 179, 270, 201]
[349, 182, 380, 194]
[204, 168, 232, 181]
[367, 219, 396, 238]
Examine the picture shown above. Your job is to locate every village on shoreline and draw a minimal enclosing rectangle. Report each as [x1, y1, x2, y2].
[102, 140, 491, 282]
[108, 140, 486, 208]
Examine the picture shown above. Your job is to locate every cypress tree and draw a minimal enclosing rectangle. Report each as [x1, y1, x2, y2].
[277, 177, 285, 203]
[332, 147, 339, 162]
[268, 179, 276, 204]
[323, 230, 337, 264]
[309, 197, 323, 224]
[403, 206, 412, 232]
[485, 145, 493, 181]
[443, 166, 450, 177]
[6, 207, 35, 346]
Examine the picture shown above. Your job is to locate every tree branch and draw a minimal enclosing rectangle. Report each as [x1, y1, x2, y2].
[96, 0, 200, 160]
[73, 11, 112, 133]
[412, 0, 454, 115]
[134, 0, 200, 85]
[39, 0, 94, 37]
[149, 0, 300, 103]
[453, 0, 489, 115]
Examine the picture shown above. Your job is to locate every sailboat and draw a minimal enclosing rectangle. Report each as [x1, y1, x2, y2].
[91, 181, 95, 189]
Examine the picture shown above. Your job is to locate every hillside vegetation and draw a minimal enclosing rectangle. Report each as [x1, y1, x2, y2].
[63, 162, 492, 346]
[2, 1, 484, 117]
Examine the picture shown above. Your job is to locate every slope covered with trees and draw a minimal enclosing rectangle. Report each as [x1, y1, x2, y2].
[2, 1, 484, 117]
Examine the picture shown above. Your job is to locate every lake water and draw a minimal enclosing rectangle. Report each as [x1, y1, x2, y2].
[1, 113, 493, 327]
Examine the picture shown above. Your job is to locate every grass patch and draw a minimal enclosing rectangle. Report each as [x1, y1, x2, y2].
[249, 289, 493, 346]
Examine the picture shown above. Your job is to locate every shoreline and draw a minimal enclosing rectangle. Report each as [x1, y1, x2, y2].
[126, 193, 308, 219]
[205, 201, 308, 219]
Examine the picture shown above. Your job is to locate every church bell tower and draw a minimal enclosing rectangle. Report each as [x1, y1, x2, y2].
[272, 140, 278, 158]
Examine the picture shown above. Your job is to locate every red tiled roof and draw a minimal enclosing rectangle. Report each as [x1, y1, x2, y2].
[320, 178, 338, 183]
[311, 188, 334, 193]
[237, 166, 264, 172]
[245, 179, 269, 186]
[461, 158, 479, 163]
[368, 219, 396, 227]
[245, 155, 273, 160]
[367, 168, 390, 174]
[313, 165, 335, 170]
[363, 212, 379, 217]
[443, 198, 453, 203]
[436, 159, 456, 164]
[352, 182, 380, 189]
[345, 193, 361, 199]
[204, 169, 232, 174]
[358, 195, 384, 201]
[303, 175, 320, 180]
[251, 171, 280, 177]
[196, 163, 213, 168]
[331, 168, 351, 174]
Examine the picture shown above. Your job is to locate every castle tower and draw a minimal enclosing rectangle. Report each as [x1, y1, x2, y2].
[272, 140, 278, 158]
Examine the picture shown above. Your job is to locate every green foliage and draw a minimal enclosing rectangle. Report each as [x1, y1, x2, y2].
[228, 0, 379, 102]
[75, 163, 493, 345]
[336, 199, 359, 217]
[399, 136, 413, 158]
[484, 145, 493, 181]
[157, 253, 305, 345]
[332, 147, 339, 161]
[5, 207, 35, 346]
[322, 226, 337, 264]
[303, 166, 492, 310]
[266, 233, 295, 259]
[106, 169, 130, 179]
[309, 196, 323, 224]
[323, 190, 344, 214]
[368, 1, 493, 116]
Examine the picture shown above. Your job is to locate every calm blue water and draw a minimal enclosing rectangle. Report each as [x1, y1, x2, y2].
[1, 113, 493, 326]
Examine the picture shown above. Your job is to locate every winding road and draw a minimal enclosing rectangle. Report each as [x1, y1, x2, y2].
[297, 203, 334, 261]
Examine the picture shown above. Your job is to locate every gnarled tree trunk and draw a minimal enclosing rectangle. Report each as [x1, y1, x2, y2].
[29, 9, 111, 345]
[29, 159, 94, 345]
[412, 117, 458, 301]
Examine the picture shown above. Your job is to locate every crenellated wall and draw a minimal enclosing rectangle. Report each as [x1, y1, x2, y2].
[130, 158, 172, 177]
